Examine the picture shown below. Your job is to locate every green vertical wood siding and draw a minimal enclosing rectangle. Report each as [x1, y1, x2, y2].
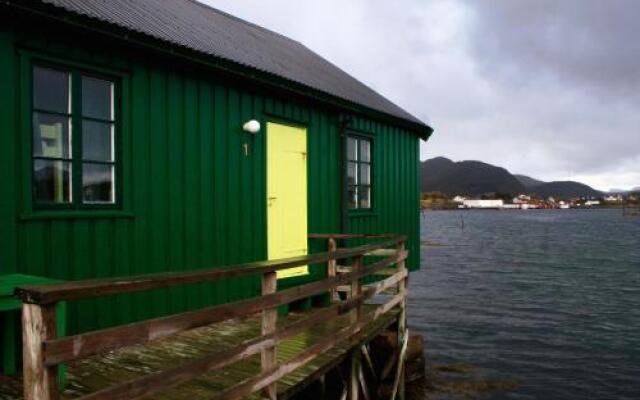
[346, 117, 421, 273]
[0, 23, 422, 334]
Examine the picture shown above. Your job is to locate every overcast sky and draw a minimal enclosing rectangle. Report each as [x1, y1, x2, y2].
[204, 0, 639, 191]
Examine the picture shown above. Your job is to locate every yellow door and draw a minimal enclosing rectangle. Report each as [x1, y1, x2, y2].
[267, 122, 308, 279]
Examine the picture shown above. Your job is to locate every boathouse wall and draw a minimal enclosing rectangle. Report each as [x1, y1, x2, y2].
[0, 16, 421, 334]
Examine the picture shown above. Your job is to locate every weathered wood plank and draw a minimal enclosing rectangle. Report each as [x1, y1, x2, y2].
[261, 271, 278, 400]
[396, 241, 408, 400]
[328, 238, 337, 302]
[277, 309, 401, 400]
[348, 350, 360, 400]
[48, 305, 399, 400]
[76, 274, 405, 400]
[44, 252, 407, 366]
[361, 344, 376, 380]
[364, 249, 398, 257]
[336, 266, 352, 274]
[22, 304, 58, 400]
[371, 267, 398, 276]
[391, 328, 409, 400]
[351, 256, 363, 323]
[79, 284, 402, 400]
[308, 234, 394, 240]
[17, 236, 406, 305]
[358, 363, 370, 400]
[17, 235, 408, 400]
[349, 255, 363, 400]
[209, 293, 404, 400]
[73, 303, 342, 400]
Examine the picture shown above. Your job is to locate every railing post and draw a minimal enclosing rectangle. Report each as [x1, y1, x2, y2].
[350, 255, 363, 323]
[261, 271, 278, 400]
[327, 237, 337, 302]
[396, 241, 408, 400]
[348, 255, 363, 400]
[23, 303, 59, 400]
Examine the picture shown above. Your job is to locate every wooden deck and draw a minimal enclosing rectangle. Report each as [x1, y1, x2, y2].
[1, 305, 399, 400]
[6, 234, 409, 400]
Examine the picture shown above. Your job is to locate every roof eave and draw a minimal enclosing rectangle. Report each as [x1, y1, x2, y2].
[6, 0, 434, 139]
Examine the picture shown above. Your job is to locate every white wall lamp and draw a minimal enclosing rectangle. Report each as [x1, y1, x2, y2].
[242, 119, 260, 157]
[243, 119, 261, 134]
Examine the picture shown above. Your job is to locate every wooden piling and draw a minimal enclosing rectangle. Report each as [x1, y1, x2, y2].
[348, 350, 360, 400]
[262, 271, 278, 399]
[22, 303, 58, 400]
[396, 242, 408, 400]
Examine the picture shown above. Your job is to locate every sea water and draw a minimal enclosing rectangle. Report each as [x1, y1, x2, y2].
[409, 209, 640, 399]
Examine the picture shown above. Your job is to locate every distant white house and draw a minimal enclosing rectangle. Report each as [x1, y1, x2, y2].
[585, 200, 600, 206]
[604, 195, 623, 202]
[461, 199, 504, 209]
[513, 194, 531, 204]
[452, 195, 467, 203]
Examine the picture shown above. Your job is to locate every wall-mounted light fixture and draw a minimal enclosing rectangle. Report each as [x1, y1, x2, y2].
[243, 119, 261, 134]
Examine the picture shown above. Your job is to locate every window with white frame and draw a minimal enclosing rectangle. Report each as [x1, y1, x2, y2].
[346, 135, 372, 210]
[32, 65, 118, 207]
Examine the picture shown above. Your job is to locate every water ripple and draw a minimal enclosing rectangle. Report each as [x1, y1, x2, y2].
[410, 209, 640, 400]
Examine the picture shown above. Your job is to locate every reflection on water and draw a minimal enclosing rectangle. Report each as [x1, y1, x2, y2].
[409, 209, 640, 400]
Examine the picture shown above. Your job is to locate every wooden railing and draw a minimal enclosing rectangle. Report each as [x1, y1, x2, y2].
[16, 234, 409, 400]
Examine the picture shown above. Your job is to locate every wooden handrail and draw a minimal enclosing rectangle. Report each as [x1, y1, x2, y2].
[74, 271, 407, 400]
[16, 235, 406, 305]
[308, 233, 397, 239]
[212, 293, 405, 400]
[19, 233, 409, 400]
[43, 251, 407, 366]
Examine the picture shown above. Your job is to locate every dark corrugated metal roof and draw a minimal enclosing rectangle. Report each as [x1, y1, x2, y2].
[24, 0, 429, 132]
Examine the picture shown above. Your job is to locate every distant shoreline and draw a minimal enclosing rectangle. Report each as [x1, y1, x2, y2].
[421, 206, 626, 211]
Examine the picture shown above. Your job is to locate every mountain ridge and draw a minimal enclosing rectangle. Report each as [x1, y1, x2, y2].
[421, 157, 603, 198]
[514, 174, 545, 187]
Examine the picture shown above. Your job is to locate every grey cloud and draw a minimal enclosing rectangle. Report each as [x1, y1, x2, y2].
[465, 0, 640, 98]
[203, 0, 639, 190]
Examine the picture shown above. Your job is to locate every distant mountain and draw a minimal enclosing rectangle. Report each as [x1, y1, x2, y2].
[531, 181, 602, 198]
[514, 174, 545, 188]
[421, 157, 603, 198]
[421, 157, 457, 189]
[421, 158, 525, 196]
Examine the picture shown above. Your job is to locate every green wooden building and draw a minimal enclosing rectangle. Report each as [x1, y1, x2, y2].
[0, 0, 433, 339]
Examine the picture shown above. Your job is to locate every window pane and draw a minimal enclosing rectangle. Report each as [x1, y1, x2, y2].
[83, 163, 115, 203]
[33, 113, 71, 158]
[33, 160, 72, 203]
[359, 163, 370, 185]
[347, 137, 357, 161]
[83, 120, 113, 162]
[359, 186, 371, 209]
[347, 161, 358, 186]
[82, 76, 113, 120]
[359, 139, 370, 162]
[347, 185, 358, 209]
[33, 67, 70, 114]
